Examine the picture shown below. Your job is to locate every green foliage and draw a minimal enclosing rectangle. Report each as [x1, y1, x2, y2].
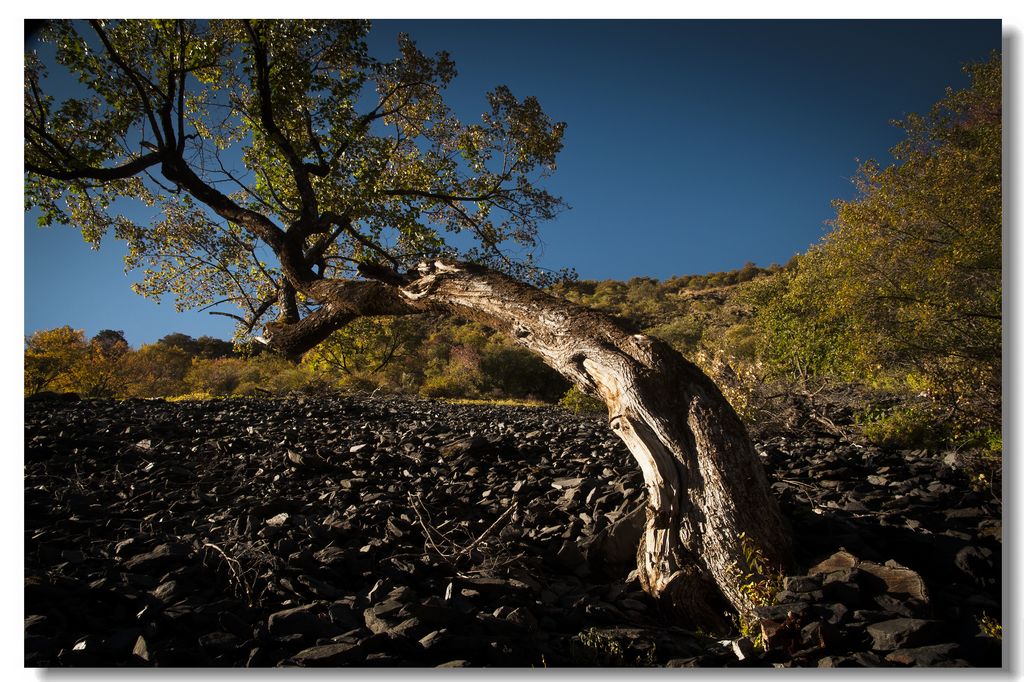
[122, 343, 193, 398]
[857, 404, 945, 450]
[546, 265, 777, 380]
[25, 19, 570, 343]
[978, 613, 1002, 640]
[159, 333, 235, 359]
[409, 320, 566, 401]
[233, 355, 316, 396]
[732, 532, 783, 609]
[24, 326, 132, 397]
[749, 54, 1001, 436]
[572, 628, 657, 667]
[184, 357, 249, 396]
[720, 322, 758, 362]
[480, 346, 569, 401]
[645, 316, 703, 354]
[729, 532, 784, 651]
[954, 427, 1003, 498]
[558, 386, 605, 415]
[302, 316, 423, 380]
[23, 319, 567, 403]
[24, 326, 89, 395]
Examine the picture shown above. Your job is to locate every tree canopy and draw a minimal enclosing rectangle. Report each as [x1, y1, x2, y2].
[26, 20, 568, 353]
[749, 54, 1001, 431]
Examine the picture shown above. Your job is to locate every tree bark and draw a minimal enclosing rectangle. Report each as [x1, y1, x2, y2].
[272, 260, 792, 629]
[395, 261, 792, 627]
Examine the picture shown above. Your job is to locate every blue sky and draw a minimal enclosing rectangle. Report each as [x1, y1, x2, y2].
[23, 19, 1001, 346]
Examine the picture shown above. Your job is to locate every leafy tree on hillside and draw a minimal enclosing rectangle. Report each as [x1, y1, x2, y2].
[122, 343, 192, 397]
[91, 329, 128, 354]
[80, 329, 131, 396]
[156, 333, 235, 358]
[24, 326, 89, 395]
[752, 54, 1001, 432]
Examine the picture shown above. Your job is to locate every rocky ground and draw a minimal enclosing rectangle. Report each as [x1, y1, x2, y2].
[24, 394, 1002, 667]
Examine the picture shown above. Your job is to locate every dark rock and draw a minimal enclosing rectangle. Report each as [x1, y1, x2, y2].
[131, 635, 151, 663]
[811, 602, 850, 626]
[151, 579, 189, 604]
[291, 641, 365, 666]
[363, 600, 405, 634]
[811, 551, 928, 603]
[440, 435, 488, 457]
[822, 579, 862, 606]
[327, 601, 363, 629]
[783, 575, 822, 593]
[809, 549, 858, 575]
[954, 546, 997, 586]
[28, 390, 82, 402]
[389, 616, 433, 640]
[553, 539, 587, 572]
[866, 618, 942, 651]
[776, 588, 824, 603]
[873, 594, 918, 618]
[859, 561, 929, 602]
[418, 630, 493, 665]
[267, 604, 337, 638]
[123, 542, 192, 572]
[198, 631, 243, 652]
[502, 606, 538, 631]
[851, 651, 884, 666]
[753, 602, 810, 652]
[884, 643, 964, 666]
[403, 601, 473, 629]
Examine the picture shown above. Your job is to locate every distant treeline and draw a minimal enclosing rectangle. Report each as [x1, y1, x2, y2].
[20, 263, 769, 408]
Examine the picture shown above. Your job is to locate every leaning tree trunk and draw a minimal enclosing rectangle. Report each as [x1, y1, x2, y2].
[400, 261, 792, 628]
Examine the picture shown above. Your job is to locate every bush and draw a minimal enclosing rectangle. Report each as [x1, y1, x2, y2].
[479, 346, 569, 401]
[857, 405, 944, 449]
[420, 372, 480, 399]
[558, 386, 604, 415]
[185, 357, 248, 395]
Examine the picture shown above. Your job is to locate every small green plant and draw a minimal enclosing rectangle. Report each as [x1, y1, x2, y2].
[558, 386, 605, 415]
[857, 404, 942, 449]
[978, 613, 1002, 640]
[572, 627, 656, 667]
[730, 532, 784, 651]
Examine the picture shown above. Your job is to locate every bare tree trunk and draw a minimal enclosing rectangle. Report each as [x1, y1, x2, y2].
[266, 259, 792, 628]
[400, 261, 792, 628]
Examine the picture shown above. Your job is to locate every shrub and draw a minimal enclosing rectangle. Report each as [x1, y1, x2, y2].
[185, 357, 248, 395]
[857, 405, 943, 449]
[558, 386, 604, 415]
[420, 372, 480, 399]
[479, 346, 569, 401]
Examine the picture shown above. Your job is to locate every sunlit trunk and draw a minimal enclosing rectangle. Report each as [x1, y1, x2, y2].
[398, 261, 792, 627]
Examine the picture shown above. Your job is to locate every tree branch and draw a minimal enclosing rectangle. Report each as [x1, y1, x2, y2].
[243, 20, 319, 223]
[25, 151, 163, 182]
[88, 20, 166, 149]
